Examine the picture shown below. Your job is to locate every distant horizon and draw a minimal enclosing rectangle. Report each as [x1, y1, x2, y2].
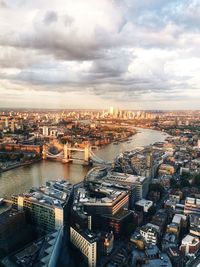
[0, 107, 200, 112]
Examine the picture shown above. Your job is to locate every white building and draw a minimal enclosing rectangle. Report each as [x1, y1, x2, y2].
[109, 106, 114, 115]
[70, 227, 97, 267]
[139, 224, 159, 245]
[135, 199, 153, 213]
[198, 139, 200, 149]
[107, 172, 149, 201]
[14, 194, 64, 231]
[184, 197, 200, 216]
[180, 235, 200, 256]
[12, 180, 73, 232]
[42, 126, 49, 136]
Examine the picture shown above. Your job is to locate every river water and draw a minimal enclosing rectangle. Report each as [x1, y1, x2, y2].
[0, 128, 167, 197]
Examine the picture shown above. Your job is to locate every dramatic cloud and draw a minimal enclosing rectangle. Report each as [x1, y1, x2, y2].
[0, 0, 200, 109]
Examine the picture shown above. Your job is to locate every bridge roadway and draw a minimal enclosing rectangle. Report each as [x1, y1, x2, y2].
[43, 143, 112, 166]
[67, 148, 85, 152]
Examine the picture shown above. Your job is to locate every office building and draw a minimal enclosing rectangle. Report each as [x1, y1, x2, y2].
[198, 139, 200, 149]
[107, 172, 149, 201]
[189, 214, 200, 237]
[42, 126, 49, 136]
[101, 209, 133, 236]
[180, 235, 200, 256]
[12, 180, 73, 233]
[70, 227, 98, 267]
[135, 199, 153, 213]
[109, 107, 114, 116]
[184, 197, 200, 216]
[139, 224, 159, 245]
[72, 181, 129, 219]
[0, 208, 34, 253]
[102, 232, 114, 255]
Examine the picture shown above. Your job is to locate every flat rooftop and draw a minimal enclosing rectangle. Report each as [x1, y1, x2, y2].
[102, 208, 132, 221]
[13, 180, 73, 208]
[108, 172, 147, 184]
[71, 227, 99, 243]
[182, 234, 199, 245]
[76, 184, 128, 207]
[15, 191, 65, 208]
[85, 167, 147, 184]
[136, 199, 153, 207]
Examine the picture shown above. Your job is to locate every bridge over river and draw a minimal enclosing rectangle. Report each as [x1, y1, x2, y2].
[42, 139, 111, 166]
[0, 128, 168, 197]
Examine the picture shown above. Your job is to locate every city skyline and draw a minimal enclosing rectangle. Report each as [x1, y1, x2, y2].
[0, 0, 200, 109]
[1, 105, 200, 266]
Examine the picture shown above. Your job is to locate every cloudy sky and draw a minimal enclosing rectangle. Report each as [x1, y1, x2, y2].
[0, 0, 200, 109]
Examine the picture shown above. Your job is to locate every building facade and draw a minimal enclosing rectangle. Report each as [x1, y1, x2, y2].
[70, 227, 98, 267]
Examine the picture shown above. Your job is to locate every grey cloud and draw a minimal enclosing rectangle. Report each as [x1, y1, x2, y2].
[63, 14, 74, 27]
[0, 5, 125, 61]
[0, 0, 199, 106]
[43, 11, 58, 25]
[89, 50, 132, 80]
[0, 43, 196, 103]
[0, 0, 6, 7]
[0, 47, 48, 68]
[1, 30, 106, 61]
[0, 1, 193, 63]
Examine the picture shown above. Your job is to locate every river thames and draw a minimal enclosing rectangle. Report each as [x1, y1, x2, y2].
[0, 128, 168, 197]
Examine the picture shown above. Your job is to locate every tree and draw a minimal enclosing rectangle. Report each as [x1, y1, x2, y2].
[192, 174, 200, 189]
[180, 178, 190, 188]
[170, 178, 179, 189]
[181, 172, 191, 180]
[149, 183, 164, 194]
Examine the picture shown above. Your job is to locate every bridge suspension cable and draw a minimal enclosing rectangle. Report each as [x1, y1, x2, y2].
[46, 150, 64, 158]
[89, 149, 112, 165]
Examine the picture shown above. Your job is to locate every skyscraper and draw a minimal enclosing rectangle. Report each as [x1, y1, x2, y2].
[109, 107, 114, 116]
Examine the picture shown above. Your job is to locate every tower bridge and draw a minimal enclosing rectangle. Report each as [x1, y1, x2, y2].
[42, 140, 110, 166]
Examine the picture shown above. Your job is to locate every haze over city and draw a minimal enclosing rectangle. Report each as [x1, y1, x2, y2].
[0, 0, 200, 109]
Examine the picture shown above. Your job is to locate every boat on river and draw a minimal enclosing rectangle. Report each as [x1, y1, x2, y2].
[113, 141, 119, 145]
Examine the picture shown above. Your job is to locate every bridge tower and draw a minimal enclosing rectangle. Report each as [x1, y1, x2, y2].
[62, 143, 72, 163]
[83, 144, 91, 165]
[42, 145, 47, 160]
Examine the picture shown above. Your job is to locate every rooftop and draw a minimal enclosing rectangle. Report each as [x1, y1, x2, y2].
[140, 224, 159, 234]
[13, 180, 73, 209]
[185, 197, 200, 206]
[172, 214, 186, 224]
[108, 172, 147, 184]
[182, 234, 199, 245]
[136, 199, 153, 208]
[85, 166, 147, 185]
[163, 233, 177, 243]
[73, 180, 129, 212]
[102, 208, 132, 221]
[71, 227, 99, 243]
